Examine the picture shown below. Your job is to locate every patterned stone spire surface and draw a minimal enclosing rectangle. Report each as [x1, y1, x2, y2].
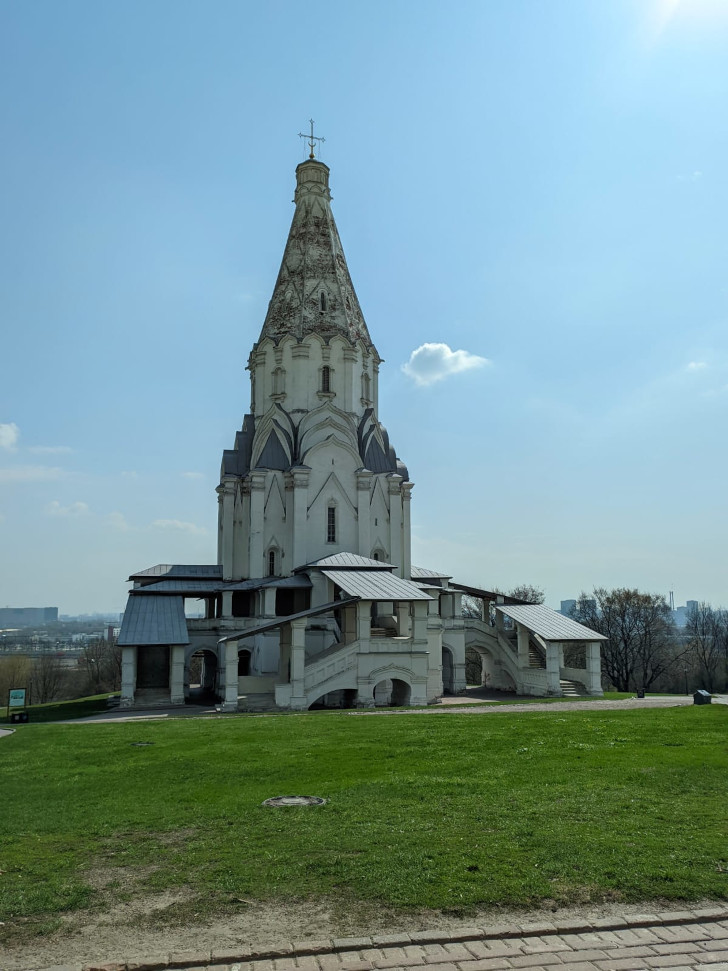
[257, 159, 375, 349]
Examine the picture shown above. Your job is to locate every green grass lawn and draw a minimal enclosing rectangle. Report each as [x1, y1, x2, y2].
[0, 706, 726, 936]
[0, 693, 118, 723]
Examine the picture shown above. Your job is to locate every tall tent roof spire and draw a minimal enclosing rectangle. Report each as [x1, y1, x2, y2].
[256, 155, 376, 350]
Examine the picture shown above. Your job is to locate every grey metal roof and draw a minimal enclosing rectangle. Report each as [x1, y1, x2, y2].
[497, 604, 608, 642]
[118, 595, 190, 646]
[134, 574, 312, 595]
[322, 569, 432, 602]
[411, 565, 452, 580]
[129, 564, 222, 580]
[302, 552, 395, 571]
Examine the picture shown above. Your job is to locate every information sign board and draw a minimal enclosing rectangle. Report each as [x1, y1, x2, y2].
[8, 688, 26, 708]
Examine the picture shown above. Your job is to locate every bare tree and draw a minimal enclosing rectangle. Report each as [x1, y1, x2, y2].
[509, 584, 545, 604]
[684, 603, 728, 692]
[31, 651, 64, 704]
[573, 588, 681, 692]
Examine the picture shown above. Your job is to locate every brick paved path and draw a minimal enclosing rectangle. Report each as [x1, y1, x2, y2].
[65, 907, 728, 971]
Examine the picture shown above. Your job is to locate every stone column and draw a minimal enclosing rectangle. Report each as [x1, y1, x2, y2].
[412, 601, 428, 649]
[262, 585, 277, 618]
[289, 467, 310, 571]
[341, 603, 358, 645]
[289, 619, 308, 710]
[221, 590, 233, 619]
[248, 472, 267, 577]
[169, 645, 186, 705]
[586, 641, 603, 695]
[517, 623, 530, 670]
[387, 475, 403, 575]
[217, 479, 236, 580]
[221, 640, 239, 711]
[120, 645, 136, 708]
[395, 602, 411, 637]
[401, 482, 413, 579]
[356, 471, 372, 556]
[356, 600, 371, 651]
[546, 642, 562, 696]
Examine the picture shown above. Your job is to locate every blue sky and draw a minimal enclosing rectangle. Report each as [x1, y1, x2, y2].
[1, 0, 727, 614]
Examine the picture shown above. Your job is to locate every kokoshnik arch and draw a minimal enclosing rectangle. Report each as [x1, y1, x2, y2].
[118, 145, 606, 711]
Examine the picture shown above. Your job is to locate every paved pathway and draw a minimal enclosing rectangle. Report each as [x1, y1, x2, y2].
[49, 907, 728, 971]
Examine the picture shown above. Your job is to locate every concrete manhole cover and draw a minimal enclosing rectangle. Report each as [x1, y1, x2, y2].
[262, 795, 327, 807]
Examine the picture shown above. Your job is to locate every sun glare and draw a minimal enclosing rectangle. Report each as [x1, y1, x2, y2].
[652, 0, 728, 37]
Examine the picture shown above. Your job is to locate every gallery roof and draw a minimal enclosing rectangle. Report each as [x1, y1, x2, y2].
[322, 569, 432, 602]
[497, 604, 608, 642]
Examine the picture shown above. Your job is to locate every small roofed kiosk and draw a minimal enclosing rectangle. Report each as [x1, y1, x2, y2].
[118, 140, 606, 711]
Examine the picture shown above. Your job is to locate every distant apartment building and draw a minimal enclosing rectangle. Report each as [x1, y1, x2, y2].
[0, 607, 58, 628]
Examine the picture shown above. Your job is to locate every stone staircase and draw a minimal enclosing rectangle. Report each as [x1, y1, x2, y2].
[529, 642, 546, 668]
[560, 678, 587, 697]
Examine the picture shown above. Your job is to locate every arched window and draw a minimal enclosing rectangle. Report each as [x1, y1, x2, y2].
[320, 291, 327, 312]
[327, 506, 336, 543]
[267, 549, 276, 576]
[238, 649, 251, 676]
[361, 371, 371, 403]
[321, 365, 331, 393]
[272, 367, 285, 396]
[373, 552, 379, 561]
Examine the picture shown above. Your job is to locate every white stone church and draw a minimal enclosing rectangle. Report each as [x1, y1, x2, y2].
[118, 149, 605, 711]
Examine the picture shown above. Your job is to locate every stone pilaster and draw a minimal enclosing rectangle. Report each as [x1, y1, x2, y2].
[248, 471, 267, 576]
[356, 470, 372, 555]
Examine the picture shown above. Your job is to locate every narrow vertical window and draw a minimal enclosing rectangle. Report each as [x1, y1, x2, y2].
[327, 506, 336, 543]
[268, 549, 276, 576]
[320, 291, 327, 312]
[321, 365, 331, 393]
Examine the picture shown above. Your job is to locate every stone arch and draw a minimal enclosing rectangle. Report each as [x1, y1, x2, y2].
[372, 678, 411, 707]
[442, 645, 455, 694]
[185, 647, 220, 703]
[238, 648, 252, 677]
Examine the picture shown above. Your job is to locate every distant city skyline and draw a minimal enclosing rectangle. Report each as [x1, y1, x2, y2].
[2, 0, 727, 613]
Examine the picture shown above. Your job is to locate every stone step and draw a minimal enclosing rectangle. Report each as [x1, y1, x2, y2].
[560, 678, 587, 697]
[238, 692, 277, 712]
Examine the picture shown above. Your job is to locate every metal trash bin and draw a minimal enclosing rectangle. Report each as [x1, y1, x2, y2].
[693, 689, 712, 705]
[636, 689, 645, 699]
[10, 711, 29, 723]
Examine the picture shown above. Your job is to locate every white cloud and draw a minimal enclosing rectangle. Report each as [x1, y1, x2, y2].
[687, 361, 707, 371]
[28, 445, 73, 455]
[121, 471, 138, 479]
[182, 471, 205, 480]
[46, 500, 90, 517]
[677, 171, 703, 183]
[152, 518, 208, 536]
[402, 342, 490, 387]
[0, 465, 64, 484]
[0, 423, 20, 450]
[107, 511, 132, 531]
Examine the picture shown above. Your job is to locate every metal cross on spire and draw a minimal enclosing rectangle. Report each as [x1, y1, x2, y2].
[298, 118, 325, 159]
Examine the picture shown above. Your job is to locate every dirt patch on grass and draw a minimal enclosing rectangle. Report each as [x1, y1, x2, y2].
[3, 892, 726, 971]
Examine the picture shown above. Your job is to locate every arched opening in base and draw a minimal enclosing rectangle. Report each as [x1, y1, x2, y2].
[373, 678, 411, 707]
[186, 649, 220, 703]
[442, 646, 455, 694]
